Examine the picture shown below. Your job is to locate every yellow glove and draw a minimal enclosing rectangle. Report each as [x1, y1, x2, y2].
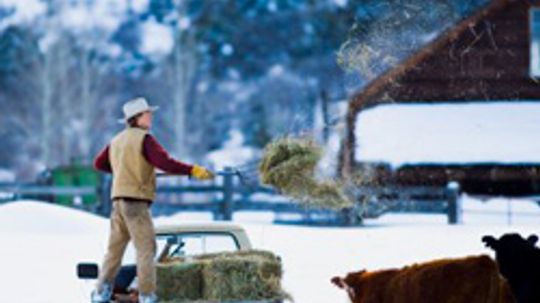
[191, 165, 215, 180]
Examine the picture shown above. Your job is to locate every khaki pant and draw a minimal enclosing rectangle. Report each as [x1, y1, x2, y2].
[97, 198, 157, 295]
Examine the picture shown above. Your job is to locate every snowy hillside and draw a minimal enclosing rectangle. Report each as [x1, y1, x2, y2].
[0, 201, 108, 303]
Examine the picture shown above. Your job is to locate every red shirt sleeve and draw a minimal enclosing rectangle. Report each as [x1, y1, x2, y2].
[143, 134, 194, 175]
[93, 145, 112, 173]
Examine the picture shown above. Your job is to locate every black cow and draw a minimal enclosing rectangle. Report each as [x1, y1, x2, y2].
[482, 233, 540, 303]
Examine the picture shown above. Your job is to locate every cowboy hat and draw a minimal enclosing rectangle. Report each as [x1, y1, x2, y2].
[117, 97, 159, 124]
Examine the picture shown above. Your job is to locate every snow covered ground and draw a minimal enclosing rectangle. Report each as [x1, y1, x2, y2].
[1, 198, 539, 303]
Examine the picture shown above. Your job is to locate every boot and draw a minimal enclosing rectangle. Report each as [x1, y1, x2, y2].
[139, 292, 159, 303]
[91, 283, 112, 303]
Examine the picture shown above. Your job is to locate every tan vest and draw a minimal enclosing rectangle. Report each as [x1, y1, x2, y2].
[109, 127, 156, 201]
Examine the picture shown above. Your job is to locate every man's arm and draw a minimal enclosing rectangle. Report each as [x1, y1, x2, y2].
[143, 134, 194, 175]
[93, 145, 112, 173]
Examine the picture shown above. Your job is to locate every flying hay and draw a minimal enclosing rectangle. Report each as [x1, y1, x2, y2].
[259, 137, 352, 209]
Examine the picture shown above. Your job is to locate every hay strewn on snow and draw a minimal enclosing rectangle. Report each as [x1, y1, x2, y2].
[157, 250, 290, 302]
[259, 137, 352, 209]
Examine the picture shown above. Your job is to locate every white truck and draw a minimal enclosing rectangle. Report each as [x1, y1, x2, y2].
[78, 222, 284, 303]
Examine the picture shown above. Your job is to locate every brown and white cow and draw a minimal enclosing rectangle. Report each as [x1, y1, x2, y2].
[331, 255, 515, 303]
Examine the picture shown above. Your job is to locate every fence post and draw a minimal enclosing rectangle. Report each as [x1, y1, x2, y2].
[446, 181, 462, 224]
[339, 207, 357, 226]
[219, 166, 234, 221]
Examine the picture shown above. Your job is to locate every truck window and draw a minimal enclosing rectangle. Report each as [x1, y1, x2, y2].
[156, 233, 239, 259]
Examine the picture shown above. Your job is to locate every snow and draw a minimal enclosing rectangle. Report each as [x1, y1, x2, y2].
[0, 201, 105, 234]
[531, 9, 540, 77]
[219, 80, 242, 93]
[0, 0, 46, 30]
[355, 102, 540, 167]
[317, 131, 343, 178]
[0, 168, 15, 182]
[206, 129, 261, 170]
[178, 16, 191, 30]
[532, 40, 540, 77]
[130, 0, 149, 13]
[267, 1, 278, 12]
[102, 42, 123, 58]
[196, 81, 209, 93]
[59, 0, 127, 32]
[333, 0, 349, 8]
[234, 84, 256, 102]
[221, 43, 234, 56]
[2, 197, 540, 303]
[0, 201, 108, 303]
[420, 31, 439, 43]
[314, 100, 348, 177]
[303, 23, 314, 34]
[38, 31, 59, 53]
[269, 64, 285, 77]
[139, 18, 174, 56]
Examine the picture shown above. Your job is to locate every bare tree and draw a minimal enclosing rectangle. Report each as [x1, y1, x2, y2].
[39, 47, 53, 168]
[168, 1, 197, 159]
[76, 37, 112, 162]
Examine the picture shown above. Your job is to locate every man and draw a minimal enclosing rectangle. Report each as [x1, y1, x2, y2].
[91, 97, 214, 303]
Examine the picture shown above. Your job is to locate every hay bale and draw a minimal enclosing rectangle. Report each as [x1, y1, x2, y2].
[156, 261, 204, 301]
[157, 250, 290, 302]
[193, 249, 278, 262]
[259, 137, 352, 209]
[201, 250, 288, 302]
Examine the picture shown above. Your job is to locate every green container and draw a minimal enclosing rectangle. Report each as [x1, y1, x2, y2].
[51, 165, 99, 206]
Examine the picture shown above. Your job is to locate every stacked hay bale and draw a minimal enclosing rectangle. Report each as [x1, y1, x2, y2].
[259, 136, 352, 209]
[201, 251, 286, 301]
[156, 250, 289, 302]
[157, 261, 204, 301]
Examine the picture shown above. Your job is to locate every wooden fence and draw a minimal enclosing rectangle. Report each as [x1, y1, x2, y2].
[0, 167, 462, 225]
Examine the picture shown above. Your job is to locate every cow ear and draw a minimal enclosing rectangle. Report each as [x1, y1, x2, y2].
[331, 276, 346, 289]
[528, 235, 539, 245]
[482, 235, 497, 248]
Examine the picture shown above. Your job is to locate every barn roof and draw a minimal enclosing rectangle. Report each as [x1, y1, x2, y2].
[342, 0, 540, 177]
[348, 0, 511, 112]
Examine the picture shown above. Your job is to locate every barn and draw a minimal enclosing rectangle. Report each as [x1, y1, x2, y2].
[341, 0, 540, 199]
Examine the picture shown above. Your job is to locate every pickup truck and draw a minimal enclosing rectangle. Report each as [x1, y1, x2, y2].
[78, 222, 284, 303]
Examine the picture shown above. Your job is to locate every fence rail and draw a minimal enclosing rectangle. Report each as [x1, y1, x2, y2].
[0, 167, 464, 226]
[0, 184, 95, 196]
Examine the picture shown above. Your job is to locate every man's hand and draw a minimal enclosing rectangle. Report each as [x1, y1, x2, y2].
[191, 165, 215, 180]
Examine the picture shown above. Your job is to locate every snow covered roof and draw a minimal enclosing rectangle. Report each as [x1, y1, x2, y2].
[343, 0, 539, 175]
[355, 101, 540, 167]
